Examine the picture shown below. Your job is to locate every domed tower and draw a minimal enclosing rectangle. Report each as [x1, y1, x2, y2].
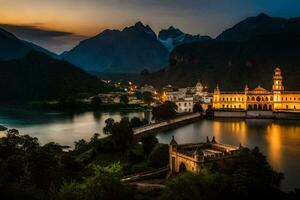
[196, 81, 204, 96]
[272, 68, 284, 111]
[272, 68, 284, 92]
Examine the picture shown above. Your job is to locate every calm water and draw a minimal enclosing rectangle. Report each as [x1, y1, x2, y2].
[0, 108, 299, 190]
[0, 108, 148, 146]
[157, 119, 300, 191]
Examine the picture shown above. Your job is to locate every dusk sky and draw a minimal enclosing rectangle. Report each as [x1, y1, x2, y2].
[1, 0, 300, 53]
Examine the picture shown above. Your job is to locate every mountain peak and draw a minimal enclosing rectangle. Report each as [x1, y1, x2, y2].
[256, 13, 270, 18]
[134, 21, 146, 28]
[168, 26, 176, 31]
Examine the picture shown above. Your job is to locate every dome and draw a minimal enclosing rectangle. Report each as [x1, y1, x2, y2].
[253, 85, 269, 93]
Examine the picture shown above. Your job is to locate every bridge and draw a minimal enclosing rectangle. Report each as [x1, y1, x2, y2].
[133, 113, 202, 142]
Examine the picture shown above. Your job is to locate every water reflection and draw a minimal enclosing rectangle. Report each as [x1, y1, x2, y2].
[1, 108, 300, 190]
[0, 108, 147, 146]
[157, 119, 300, 191]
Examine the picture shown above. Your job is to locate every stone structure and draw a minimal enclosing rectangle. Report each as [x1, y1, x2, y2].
[169, 136, 241, 173]
[174, 97, 194, 113]
[213, 68, 300, 111]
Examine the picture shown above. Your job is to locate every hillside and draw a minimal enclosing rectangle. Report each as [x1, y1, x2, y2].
[0, 27, 56, 60]
[0, 51, 111, 100]
[142, 14, 300, 90]
[142, 33, 300, 91]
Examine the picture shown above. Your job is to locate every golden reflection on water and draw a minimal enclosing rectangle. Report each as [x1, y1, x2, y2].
[266, 123, 282, 170]
[212, 120, 247, 145]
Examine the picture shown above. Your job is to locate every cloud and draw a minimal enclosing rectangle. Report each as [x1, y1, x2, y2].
[0, 23, 88, 53]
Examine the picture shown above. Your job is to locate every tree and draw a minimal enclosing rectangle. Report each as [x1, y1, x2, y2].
[58, 163, 135, 200]
[103, 118, 115, 135]
[134, 91, 142, 100]
[120, 95, 129, 104]
[148, 144, 169, 168]
[152, 101, 178, 121]
[91, 96, 102, 109]
[130, 117, 148, 128]
[111, 118, 133, 151]
[142, 91, 153, 105]
[193, 101, 203, 113]
[142, 135, 158, 156]
[74, 139, 87, 151]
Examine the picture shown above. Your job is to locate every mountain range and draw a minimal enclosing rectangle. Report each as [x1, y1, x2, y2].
[61, 22, 169, 73]
[142, 13, 300, 90]
[158, 26, 211, 51]
[0, 22, 213, 74]
[2, 13, 300, 96]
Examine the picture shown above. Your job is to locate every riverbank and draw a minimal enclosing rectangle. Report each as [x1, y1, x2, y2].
[214, 110, 300, 120]
[0, 100, 149, 112]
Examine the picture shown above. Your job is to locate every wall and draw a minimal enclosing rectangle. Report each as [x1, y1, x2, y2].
[214, 111, 246, 118]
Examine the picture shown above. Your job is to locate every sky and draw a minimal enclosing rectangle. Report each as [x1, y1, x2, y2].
[1, 0, 300, 54]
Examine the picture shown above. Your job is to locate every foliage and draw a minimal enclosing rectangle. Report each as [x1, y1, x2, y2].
[148, 144, 169, 168]
[91, 96, 102, 109]
[193, 101, 203, 113]
[130, 117, 148, 128]
[120, 95, 129, 104]
[127, 145, 145, 164]
[152, 101, 178, 121]
[103, 117, 133, 151]
[142, 134, 158, 156]
[0, 130, 83, 199]
[142, 91, 153, 105]
[58, 163, 135, 200]
[57, 97, 88, 111]
[134, 91, 142, 100]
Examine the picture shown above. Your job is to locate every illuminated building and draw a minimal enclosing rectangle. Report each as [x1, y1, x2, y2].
[169, 136, 241, 173]
[213, 68, 300, 111]
[175, 97, 194, 113]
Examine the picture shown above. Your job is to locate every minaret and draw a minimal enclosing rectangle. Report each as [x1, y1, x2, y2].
[214, 84, 220, 94]
[272, 67, 284, 111]
[272, 67, 284, 92]
[244, 84, 249, 94]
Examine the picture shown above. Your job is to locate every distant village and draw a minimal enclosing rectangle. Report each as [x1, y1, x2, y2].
[90, 79, 213, 113]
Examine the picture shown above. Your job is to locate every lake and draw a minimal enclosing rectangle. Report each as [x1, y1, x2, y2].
[0, 108, 148, 146]
[157, 118, 300, 191]
[0, 108, 299, 191]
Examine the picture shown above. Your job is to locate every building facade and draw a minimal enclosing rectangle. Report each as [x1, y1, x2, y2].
[175, 97, 194, 113]
[169, 136, 241, 173]
[213, 68, 300, 111]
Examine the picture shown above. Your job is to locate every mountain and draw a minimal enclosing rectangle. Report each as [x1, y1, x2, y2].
[61, 22, 169, 73]
[142, 14, 300, 90]
[0, 27, 56, 60]
[217, 13, 300, 41]
[0, 51, 111, 100]
[158, 26, 211, 51]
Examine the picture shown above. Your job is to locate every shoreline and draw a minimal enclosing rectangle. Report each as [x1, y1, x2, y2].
[213, 110, 300, 120]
